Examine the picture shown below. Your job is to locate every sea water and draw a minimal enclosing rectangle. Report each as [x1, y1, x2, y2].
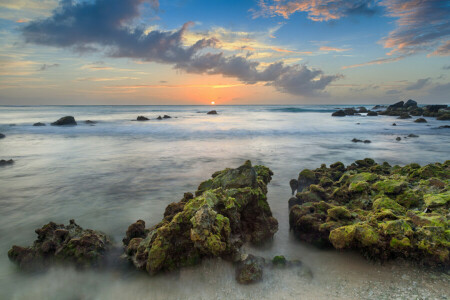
[0, 105, 449, 299]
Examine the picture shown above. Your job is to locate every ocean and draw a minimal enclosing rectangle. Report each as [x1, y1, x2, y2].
[0, 105, 449, 299]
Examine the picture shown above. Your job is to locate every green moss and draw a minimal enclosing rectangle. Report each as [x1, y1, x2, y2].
[396, 190, 422, 208]
[354, 224, 379, 247]
[372, 179, 407, 194]
[327, 206, 352, 220]
[372, 196, 406, 214]
[424, 191, 450, 207]
[272, 255, 287, 266]
[299, 169, 315, 181]
[329, 225, 356, 249]
[390, 237, 411, 248]
[379, 220, 413, 237]
[348, 181, 369, 193]
[350, 172, 378, 183]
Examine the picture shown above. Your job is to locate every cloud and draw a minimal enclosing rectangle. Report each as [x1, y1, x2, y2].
[429, 40, 450, 57]
[319, 46, 350, 52]
[253, 0, 378, 21]
[342, 55, 407, 69]
[380, 0, 450, 56]
[405, 77, 431, 90]
[21, 0, 340, 97]
[38, 63, 59, 71]
[386, 89, 401, 94]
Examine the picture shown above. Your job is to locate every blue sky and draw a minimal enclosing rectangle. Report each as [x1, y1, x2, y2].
[0, 0, 449, 105]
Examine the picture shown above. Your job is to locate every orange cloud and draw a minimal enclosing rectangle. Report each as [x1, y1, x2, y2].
[342, 56, 406, 69]
[319, 46, 350, 52]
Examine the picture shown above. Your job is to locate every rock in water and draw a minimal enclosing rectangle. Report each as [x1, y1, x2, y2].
[207, 110, 218, 115]
[85, 120, 97, 124]
[398, 113, 411, 119]
[289, 179, 298, 195]
[0, 159, 14, 166]
[389, 101, 404, 109]
[0, 133, 5, 139]
[367, 111, 378, 116]
[404, 99, 418, 109]
[163, 115, 171, 119]
[51, 116, 77, 126]
[414, 118, 427, 123]
[331, 110, 346, 117]
[123, 160, 278, 275]
[8, 220, 111, 270]
[289, 159, 450, 267]
[235, 254, 265, 284]
[136, 116, 149, 121]
[33, 122, 46, 126]
[156, 116, 163, 120]
[396, 137, 401, 141]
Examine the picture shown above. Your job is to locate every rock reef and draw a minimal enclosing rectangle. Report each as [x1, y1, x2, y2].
[51, 116, 77, 126]
[123, 160, 278, 274]
[289, 159, 449, 267]
[8, 220, 112, 270]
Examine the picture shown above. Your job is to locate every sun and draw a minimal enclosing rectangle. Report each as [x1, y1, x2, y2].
[211, 101, 215, 105]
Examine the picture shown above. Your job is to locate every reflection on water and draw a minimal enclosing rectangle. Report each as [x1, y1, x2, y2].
[0, 105, 449, 299]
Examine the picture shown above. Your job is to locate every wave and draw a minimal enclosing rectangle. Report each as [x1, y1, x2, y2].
[266, 107, 336, 113]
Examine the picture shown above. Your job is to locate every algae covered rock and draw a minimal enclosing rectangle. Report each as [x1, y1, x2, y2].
[123, 161, 278, 275]
[235, 254, 265, 284]
[8, 220, 111, 270]
[289, 159, 450, 267]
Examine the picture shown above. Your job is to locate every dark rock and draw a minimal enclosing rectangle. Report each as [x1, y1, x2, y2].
[344, 108, 357, 115]
[425, 105, 447, 112]
[372, 105, 387, 110]
[33, 122, 46, 126]
[367, 111, 378, 116]
[85, 120, 97, 124]
[123, 161, 278, 275]
[436, 125, 450, 129]
[136, 116, 149, 121]
[404, 99, 418, 109]
[363, 140, 371, 143]
[388, 101, 404, 109]
[163, 115, 171, 119]
[8, 220, 111, 270]
[0, 159, 14, 166]
[414, 118, 427, 123]
[156, 116, 163, 120]
[289, 197, 302, 209]
[396, 137, 401, 141]
[332, 110, 346, 117]
[236, 254, 264, 284]
[122, 220, 147, 246]
[392, 123, 397, 126]
[358, 107, 368, 113]
[207, 110, 218, 115]
[437, 114, 450, 121]
[51, 116, 77, 126]
[0, 133, 5, 139]
[407, 134, 419, 138]
[289, 179, 298, 196]
[397, 113, 411, 119]
[352, 138, 371, 143]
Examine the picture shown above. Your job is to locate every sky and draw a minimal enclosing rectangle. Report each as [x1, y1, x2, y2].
[0, 0, 449, 105]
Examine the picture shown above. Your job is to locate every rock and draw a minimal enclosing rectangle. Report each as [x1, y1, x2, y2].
[352, 138, 371, 143]
[136, 116, 149, 121]
[156, 116, 163, 120]
[372, 105, 387, 110]
[364, 140, 371, 143]
[437, 114, 450, 121]
[235, 254, 264, 284]
[414, 118, 427, 123]
[407, 134, 419, 138]
[344, 108, 357, 115]
[0, 159, 14, 166]
[207, 110, 218, 115]
[398, 113, 411, 119]
[389, 101, 404, 109]
[332, 110, 346, 117]
[85, 120, 97, 124]
[272, 255, 287, 267]
[163, 115, 171, 119]
[289, 159, 450, 267]
[51, 116, 77, 126]
[8, 220, 111, 270]
[358, 107, 368, 113]
[392, 123, 397, 126]
[404, 99, 418, 109]
[289, 179, 298, 196]
[367, 111, 378, 116]
[0, 133, 5, 139]
[436, 125, 450, 129]
[123, 161, 278, 275]
[33, 122, 46, 126]
[396, 137, 401, 141]
[425, 105, 447, 112]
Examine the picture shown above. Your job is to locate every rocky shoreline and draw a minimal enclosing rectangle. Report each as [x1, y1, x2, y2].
[289, 159, 449, 268]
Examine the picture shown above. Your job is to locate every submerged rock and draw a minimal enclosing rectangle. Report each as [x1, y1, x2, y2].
[8, 220, 112, 270]
[352, 138, 371, 143]
[33, 122, 46, 126]
[414, 118, 427, 123]
[367, 111, 378, 116]
[396, 137, 401, 141]
[123, 161, 278, 275]
[207, 110, 218, 115]
[289, 159, 450, 267]
[235, 254, 265, 284]
[407, 134, 419, 138]
[290, 179, 299, 196]
[0, 133, 5, 138]
[163, 115, 171, 119]
[156, 116, 163, 120]
[85, 120, 97, 124]
[0, 159, 14, 166]
[137, 116, 149, 121]
[398, 113, 411, 119]
[51, 116, 77, 126]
